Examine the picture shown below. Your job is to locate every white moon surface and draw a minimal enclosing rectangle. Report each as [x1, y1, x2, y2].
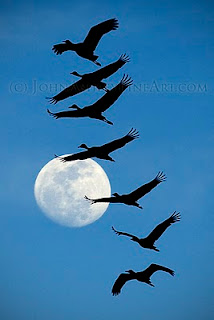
[34, 156, 111, 227]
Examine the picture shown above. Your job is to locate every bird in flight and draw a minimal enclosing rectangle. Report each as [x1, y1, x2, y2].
[47, 75, 132, 125]
[85, 171, 166, 209]
[55, 128, 139, 162]
[112, 264, 175, 296]
[47, 54, 130, 105]
[52, 18, 119, 66]
[112, 211, 180, 251]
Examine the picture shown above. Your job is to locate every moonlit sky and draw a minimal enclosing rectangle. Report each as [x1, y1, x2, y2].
[1, 1, 214, 319]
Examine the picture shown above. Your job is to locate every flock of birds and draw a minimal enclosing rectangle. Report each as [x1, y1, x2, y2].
[48, 18, 180, 296]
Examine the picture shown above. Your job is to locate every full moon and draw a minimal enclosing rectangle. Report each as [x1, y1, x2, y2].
[34, 156, 111, 227]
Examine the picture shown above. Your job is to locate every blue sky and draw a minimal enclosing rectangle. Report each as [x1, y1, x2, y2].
[1, 0, 214, 319]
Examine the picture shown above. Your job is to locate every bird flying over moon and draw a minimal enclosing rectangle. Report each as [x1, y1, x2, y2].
[85, 171, 166, 209]
[55, 128, 139, 162]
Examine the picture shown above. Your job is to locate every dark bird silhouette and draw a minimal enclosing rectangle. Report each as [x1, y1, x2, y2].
[47, 54, 130, 105]
[52, 18, 119, 65]
[85, 171, 166, 209]
[47, 75, 132, 125]
[112, 211, 180, 251]
[56, 128, 139, 163]
[112, 264, 175, 296]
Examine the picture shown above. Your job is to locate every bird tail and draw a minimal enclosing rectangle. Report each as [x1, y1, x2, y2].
[47, 109, 59, 119]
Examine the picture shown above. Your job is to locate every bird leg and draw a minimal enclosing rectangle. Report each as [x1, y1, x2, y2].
[105, 155, 115, 162]
[103, 87, 110, 92]
[135, 203, 143, 210]
[93, 60, 101, 67]
[84, 196, 95, 204]
[103, 118, 113, 125]
[148, 281, 155, 287]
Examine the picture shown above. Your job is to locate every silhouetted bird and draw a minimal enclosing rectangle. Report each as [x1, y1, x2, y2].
[47, 75, 132, 125]
[47, 54, 130, 105]
[112, 211, 180, 251]
[56, 128, 139, 162]
[52, 18, 119, 65]
[85, 171, 166, 209]
[112, 264, 175, 296]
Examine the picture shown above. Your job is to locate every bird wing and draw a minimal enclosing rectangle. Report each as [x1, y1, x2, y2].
[48, 79, 90, 104]
[91, 54, 130, 80]
[100, 128, 139, 154]
[143, 264, 175, 278]
[112, 226, 139, 241]
[86, 75, 132, 113]
[112, 273, 133, 296]
[145, 212, 181, 244]
[127, 171, 166, 201]
[83, 18, 119, 52]
[55, 150, 91, 162]
[52, 40, 73, 55]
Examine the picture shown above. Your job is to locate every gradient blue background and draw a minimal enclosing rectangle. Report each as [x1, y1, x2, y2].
[1, 0, 213, 319]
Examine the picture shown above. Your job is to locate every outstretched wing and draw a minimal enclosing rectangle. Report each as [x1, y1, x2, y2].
[52, 40, 73, 55]
[86, 75, 132, 113]
[143, 264, 175, 278]
[47, 79, 90, 104]
[112, 226, 139, 241]
[55, 151, 91, 162]
[146, 212, 181, 244]
[83, 18, 119, 52]
[100, 128, 139, 154]
[91, 54, 130, 80]
[127, 171, 166, 201]
[112, 273, 132, 296]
